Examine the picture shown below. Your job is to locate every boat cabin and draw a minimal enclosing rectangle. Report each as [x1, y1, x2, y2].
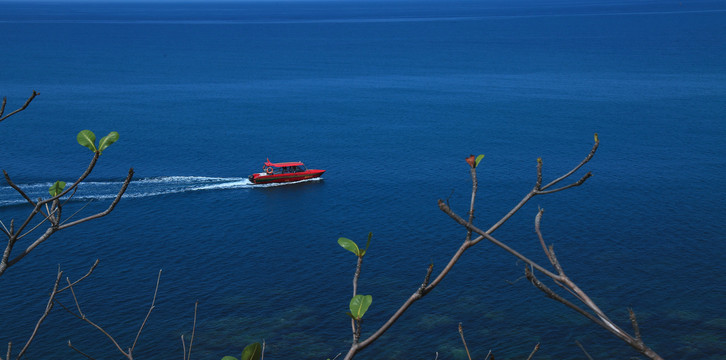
[263, 160, 308, 175]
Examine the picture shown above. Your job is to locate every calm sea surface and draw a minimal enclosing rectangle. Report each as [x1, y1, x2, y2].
[1, 1, 725, 359]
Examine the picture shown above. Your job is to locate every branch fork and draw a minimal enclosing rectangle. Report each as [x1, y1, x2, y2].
[343, 135, 661, 360]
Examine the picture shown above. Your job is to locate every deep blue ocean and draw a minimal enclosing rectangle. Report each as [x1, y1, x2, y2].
[1, 1, 725, 359]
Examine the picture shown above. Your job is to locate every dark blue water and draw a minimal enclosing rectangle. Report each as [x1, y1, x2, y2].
[1, 1, 725, 359]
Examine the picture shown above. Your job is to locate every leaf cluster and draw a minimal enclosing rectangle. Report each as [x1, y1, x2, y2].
[77, 129, 119, 154]
[221, 342, 262, 360]
[47, 130, 119, 196]
[337, 232, 372, 258]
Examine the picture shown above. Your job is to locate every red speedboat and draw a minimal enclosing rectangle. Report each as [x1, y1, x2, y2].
[248, 159, 326, 184]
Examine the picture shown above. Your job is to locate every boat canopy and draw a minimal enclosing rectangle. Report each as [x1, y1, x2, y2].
[265, 159, 304, 167]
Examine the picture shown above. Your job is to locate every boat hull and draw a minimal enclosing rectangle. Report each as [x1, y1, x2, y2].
[248, 169, 325, 184]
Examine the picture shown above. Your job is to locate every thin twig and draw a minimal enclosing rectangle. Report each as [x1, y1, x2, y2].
[59, 168, 134, 229]
[575, 340, 594, 360]
[458, 323, 472, 360]
[59, 200, 95, 226]
[181, 335, 186, 360]
[4, 168, 133, 275]
[629, 308, 642, 343]
[525, 342, 540, 360]
[186, 301, 198, 360]
[535, 172, 592, 195]
[3, 170, 35, 206]
[66, 278, 84, 318]
[63, 279, 129, 358]
[0, 91, 38, 123]
[17, 269, 63, 358]
[534, 209, 555, 266]
[0, 219, 9, 237]
[58, 260, 100, 293]
[17, 210, 54, 242]
[418, 263, 434, 294]
[540, 135, 599, 191]
[525, 267, 606, 329]
[131, 269, 162, 354]
[67, 341, 95, 360]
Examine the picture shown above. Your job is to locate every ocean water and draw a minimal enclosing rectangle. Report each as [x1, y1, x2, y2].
[1, 0, 725, 359]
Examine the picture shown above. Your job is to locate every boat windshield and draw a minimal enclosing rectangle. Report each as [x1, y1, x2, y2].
[281, 165, 306, 173]
[266, 165, 307, 175]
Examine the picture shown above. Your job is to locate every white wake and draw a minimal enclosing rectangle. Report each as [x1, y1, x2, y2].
[0, 176, 322, 207]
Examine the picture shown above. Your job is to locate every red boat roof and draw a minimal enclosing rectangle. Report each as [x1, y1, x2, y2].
[265, 159, 304, 167]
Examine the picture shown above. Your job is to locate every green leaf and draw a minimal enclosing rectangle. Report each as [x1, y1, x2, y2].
[98, 131, 119, 154]
[241, 342, 262, 360]
[475, 154, 484, 168]
[360, 232, 372, 257]
[338, 237, 361, 257]
[221, 357, 238, 360]
[349, 294, 372, 320]
[77, 130, 97, 152]
[49, 181, 66, 197]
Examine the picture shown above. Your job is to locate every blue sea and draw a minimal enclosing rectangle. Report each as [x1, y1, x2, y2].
[1, 1, 725, 359]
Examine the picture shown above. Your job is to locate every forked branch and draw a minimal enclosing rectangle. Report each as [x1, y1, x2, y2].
[344, 138, 598, 359]
[0, 91, 38, 123]
[438, 136, 662, 359]
[58, 270, 163, 360]
[3, 260, 99, 360]
[0, 167, 134, 278]
[343, 135, 659, 359]
[181, 301, 199, 360]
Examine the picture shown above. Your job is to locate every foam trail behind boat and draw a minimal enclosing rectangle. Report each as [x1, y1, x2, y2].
[0, 176, 321, 207]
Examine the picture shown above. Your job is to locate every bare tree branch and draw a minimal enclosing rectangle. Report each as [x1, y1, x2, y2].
[182, 300, 199, 360]
[540, 134, 599, 191]
[0, 91, 38, 123]
[525, 342, 540, 360]
[0, 151, 100, 277]
[131, 269, 162, 354]
[1, 261, 100, 359]
[57, 270, 162, 360]
[535, 172, 592, 195]
[629, 308, 642, 343]
[1, 167, 133, 277]
[16, 269, 63, 359]
[575, 340, 595, 360]
[59, 168, 134, 229]
[343, 136, 661, 360]
[63, 278, 130, 358]
[524, 267, 606, 328]
[57, 260, 100, 293]
[458, 323, 472, 360]
[67, 341, 95, 360]
[2, 92, 135, 360]
[2, 171, 34, 206]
